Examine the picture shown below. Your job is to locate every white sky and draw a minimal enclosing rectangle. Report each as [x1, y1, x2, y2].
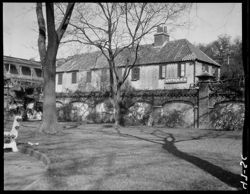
[3, 3, 242, 61]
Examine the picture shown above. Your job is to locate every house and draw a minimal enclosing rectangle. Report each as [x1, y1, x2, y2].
[3, 56, 43, 113]
[4, 56, 43, 83]
[55, 26, 220, 93]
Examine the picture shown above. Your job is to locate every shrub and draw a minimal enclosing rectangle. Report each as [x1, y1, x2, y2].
[160, 110, 184, 128]
[86, 111, 101, 123]
[211, 103, 244, 131]
[57, 103, 73, 121]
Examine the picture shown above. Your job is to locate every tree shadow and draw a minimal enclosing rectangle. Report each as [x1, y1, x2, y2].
[162, 133, 242, 190]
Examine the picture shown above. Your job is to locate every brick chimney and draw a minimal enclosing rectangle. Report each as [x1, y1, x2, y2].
[154, 26, 169, 47]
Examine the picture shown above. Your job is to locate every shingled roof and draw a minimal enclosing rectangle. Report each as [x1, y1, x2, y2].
[56, 39, 220, 73]
[4, 56, 41, 67]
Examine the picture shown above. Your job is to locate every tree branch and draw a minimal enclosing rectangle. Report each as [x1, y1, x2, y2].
[56, 3, 75, 41]
[36, 3, 46, 63]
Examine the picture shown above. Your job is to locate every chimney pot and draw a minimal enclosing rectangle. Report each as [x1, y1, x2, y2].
[157, 26, 163, 33]
[154, 25, 169, 47]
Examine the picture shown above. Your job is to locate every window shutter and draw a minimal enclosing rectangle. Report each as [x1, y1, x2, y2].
[132, 67, 140, 81]
[58, 73, 63, 85]
[177, 63, 181, 77]
[86, 71, 92, 83]
[72, 72, 77, 83]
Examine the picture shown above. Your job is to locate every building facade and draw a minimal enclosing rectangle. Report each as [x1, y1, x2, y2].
[56, 27, 220, 93]
[4, 56, 43, 113]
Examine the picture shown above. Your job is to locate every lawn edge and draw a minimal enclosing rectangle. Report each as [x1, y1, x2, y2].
[18, 145, 51, 170]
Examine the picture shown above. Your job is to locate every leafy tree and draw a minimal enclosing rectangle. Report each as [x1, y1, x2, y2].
[36, 3, 75, 134]
[197, 34, 243, 80]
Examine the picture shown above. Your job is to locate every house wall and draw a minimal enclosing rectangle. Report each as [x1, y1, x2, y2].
[194, 61, 220, 82]
[164, 62, 194, 89]
[126, 65, 163, 90]
[56, 71, 79, 92]
[56, 61, 220, 92]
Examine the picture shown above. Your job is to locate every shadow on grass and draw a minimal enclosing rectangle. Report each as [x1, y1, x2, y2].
[162, 133, 242, 190]
[111, 128, 242, 190]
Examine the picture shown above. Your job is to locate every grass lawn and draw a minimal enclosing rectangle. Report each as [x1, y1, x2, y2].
[7, 121, 242, 190]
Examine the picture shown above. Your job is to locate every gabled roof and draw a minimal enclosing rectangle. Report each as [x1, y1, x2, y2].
[3, 56, 41, 67]
[56, 39, 220, 73]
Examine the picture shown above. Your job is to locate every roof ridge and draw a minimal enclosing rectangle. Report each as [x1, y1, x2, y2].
[183, 39, 220, 66]
[196, 46, 220, 66]
[4, 55, 40, 63]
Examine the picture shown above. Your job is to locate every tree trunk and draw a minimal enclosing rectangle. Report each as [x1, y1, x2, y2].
[113, 84, 124, 128]
[39, 45, 58, 134]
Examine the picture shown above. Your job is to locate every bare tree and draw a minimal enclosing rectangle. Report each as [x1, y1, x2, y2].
[63, 3, 191, 127]
[36, 3, 75, 134]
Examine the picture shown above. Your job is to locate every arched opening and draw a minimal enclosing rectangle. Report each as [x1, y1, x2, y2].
[159, 101, 194, 128]
[86, 99, 114, 123]
[124, 102, 152, 126]
[70, 102, 89, 122]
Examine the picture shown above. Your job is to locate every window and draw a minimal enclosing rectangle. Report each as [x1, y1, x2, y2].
[101, 69, 107, 82]
[21, 66, 31, 76]
[72, 72, 77, 83]
[34, 68, 42, 77]
[10, 64, 18, 74]
[166, 64, 178, 78]
[178, 63, 185, 77]
[58, 73, 63, 85]
[131, 67, 140, 81]
[202, 64, 209, 72]
[159, 65, 166, 79]
[86, 71, 92, 83]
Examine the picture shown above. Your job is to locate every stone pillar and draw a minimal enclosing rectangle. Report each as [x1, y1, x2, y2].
[197, 73, 214, 129]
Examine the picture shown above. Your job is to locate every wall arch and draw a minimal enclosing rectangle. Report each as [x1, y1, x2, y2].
[161, 101, 195, 128]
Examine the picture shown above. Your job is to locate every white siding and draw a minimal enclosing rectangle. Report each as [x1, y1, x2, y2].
[127, 65, 161, 90]
[56, 61, 220, 92]
[56, 71, 79, 92]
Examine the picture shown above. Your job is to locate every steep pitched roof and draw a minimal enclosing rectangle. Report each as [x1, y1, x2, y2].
[56, 39, 220, 72]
